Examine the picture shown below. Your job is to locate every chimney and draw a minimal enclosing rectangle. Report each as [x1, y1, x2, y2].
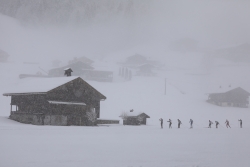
[64, 68, 73, 77]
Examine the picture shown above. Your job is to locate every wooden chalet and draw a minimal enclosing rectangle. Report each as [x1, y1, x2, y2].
[68, 56, 94, 65]
[48, 61, 94, 77]
[49, 61, 113, 82]
[125, 54, 147, 64]
[3, 77, 106, 126]
[120, 111, 150, 125]
[136, 64, 155, 76]
[207, 87, 250, 108]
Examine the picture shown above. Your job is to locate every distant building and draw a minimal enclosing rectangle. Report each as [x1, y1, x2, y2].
[49, 61, 113, 82]
[125, 54, 147, 64]
[3, 77, 106, 126]
[83, 70, 113, 82]
[48, 61, 94, 77]
[52, 59, 61, 67]
[0, 49, 10, 62]
[136, 64, 155, 76]
[120, 111, 150, 125]
[207, 87, 250, 108]
[119, 54, 163, 72]
[68, 56, 94, 65]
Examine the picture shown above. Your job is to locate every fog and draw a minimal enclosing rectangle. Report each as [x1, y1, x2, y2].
[1, 2, 250, 167]
[0, 0, 250, 63]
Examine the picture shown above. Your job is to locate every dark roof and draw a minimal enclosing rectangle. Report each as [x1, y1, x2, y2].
[120, 112, 150, 118]
[69, 56, 94, 64]
[226, 87, 250, 96]
[64, 68, 73, 72]
[208, 87, 250, 103]
[49, 61, 94, 72]
[209, 87, 250, 96]
[3, 77, 106, 100]
[64, 61, 94, 70]
[126, 54, 147, 64]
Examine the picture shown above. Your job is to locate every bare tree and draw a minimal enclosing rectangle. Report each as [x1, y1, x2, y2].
[137, 116, 144, 125]
[86, 108, 97, 126]
[120, 111, 128, 125]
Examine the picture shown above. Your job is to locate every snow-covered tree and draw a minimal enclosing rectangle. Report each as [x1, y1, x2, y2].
[120, 111, 128, 125]
[86, 108, 97, 125]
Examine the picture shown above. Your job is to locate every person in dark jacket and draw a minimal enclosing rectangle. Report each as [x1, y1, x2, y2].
[238, 119, 242, 128]
[159, 118, 163, 129]
[208, 120, 213, 128]
[215, 121, 219, 128]
[177, 119, 182, 128]
[189, 119, 193, 128]
[167, 119, 172, 128]
[225, 119, 231, 128]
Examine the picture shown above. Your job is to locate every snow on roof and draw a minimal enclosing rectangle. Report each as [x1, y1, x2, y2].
[3, 76, 79, 95]
[64, 67, 72, 71]
[120, 111, 143, 117]
[48, 101, 86, 105]
[207, 87, 250, 95]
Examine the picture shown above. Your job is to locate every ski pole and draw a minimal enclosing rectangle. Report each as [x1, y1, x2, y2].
[220, 124, 225, 128]
[194, 122, 202, 128]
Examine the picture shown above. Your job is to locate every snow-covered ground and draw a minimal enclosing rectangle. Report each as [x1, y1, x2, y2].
[0, 116, 249, 167]
[1, 59, 250, 167]
[1, 6, 250, 166]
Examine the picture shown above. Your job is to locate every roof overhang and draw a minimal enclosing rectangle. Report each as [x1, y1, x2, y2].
[48, 101, 86, 106]
[3, 92, 47, 96]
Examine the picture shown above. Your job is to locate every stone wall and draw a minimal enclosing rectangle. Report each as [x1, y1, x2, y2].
[9, 113, 44, 125]
[9, 113, 94, 126]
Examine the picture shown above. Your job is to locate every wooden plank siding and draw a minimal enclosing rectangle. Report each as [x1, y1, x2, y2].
[6, 77, 106, 126]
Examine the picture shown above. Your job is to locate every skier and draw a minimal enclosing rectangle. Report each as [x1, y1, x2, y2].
[225, 119, 231, 128]
[189, 119, 193, 128]
[177, 119, 182, 128]
[208, 120, 213, 128]
[167, 119, 172, 128]
[238, 119, 242, 128]
[215, 121, 219, 128]
[159, 118, 163, 129]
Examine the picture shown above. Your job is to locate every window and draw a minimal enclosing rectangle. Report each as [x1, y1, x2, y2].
[12, 105, 18, 112]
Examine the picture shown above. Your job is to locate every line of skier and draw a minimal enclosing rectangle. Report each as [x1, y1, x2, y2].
[159, 118, 243, 129]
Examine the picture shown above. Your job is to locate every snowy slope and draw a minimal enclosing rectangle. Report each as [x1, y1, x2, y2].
[1, 4, 250, 166]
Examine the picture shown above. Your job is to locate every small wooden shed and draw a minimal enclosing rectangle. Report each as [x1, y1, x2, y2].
[120, 112, 150, 125]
